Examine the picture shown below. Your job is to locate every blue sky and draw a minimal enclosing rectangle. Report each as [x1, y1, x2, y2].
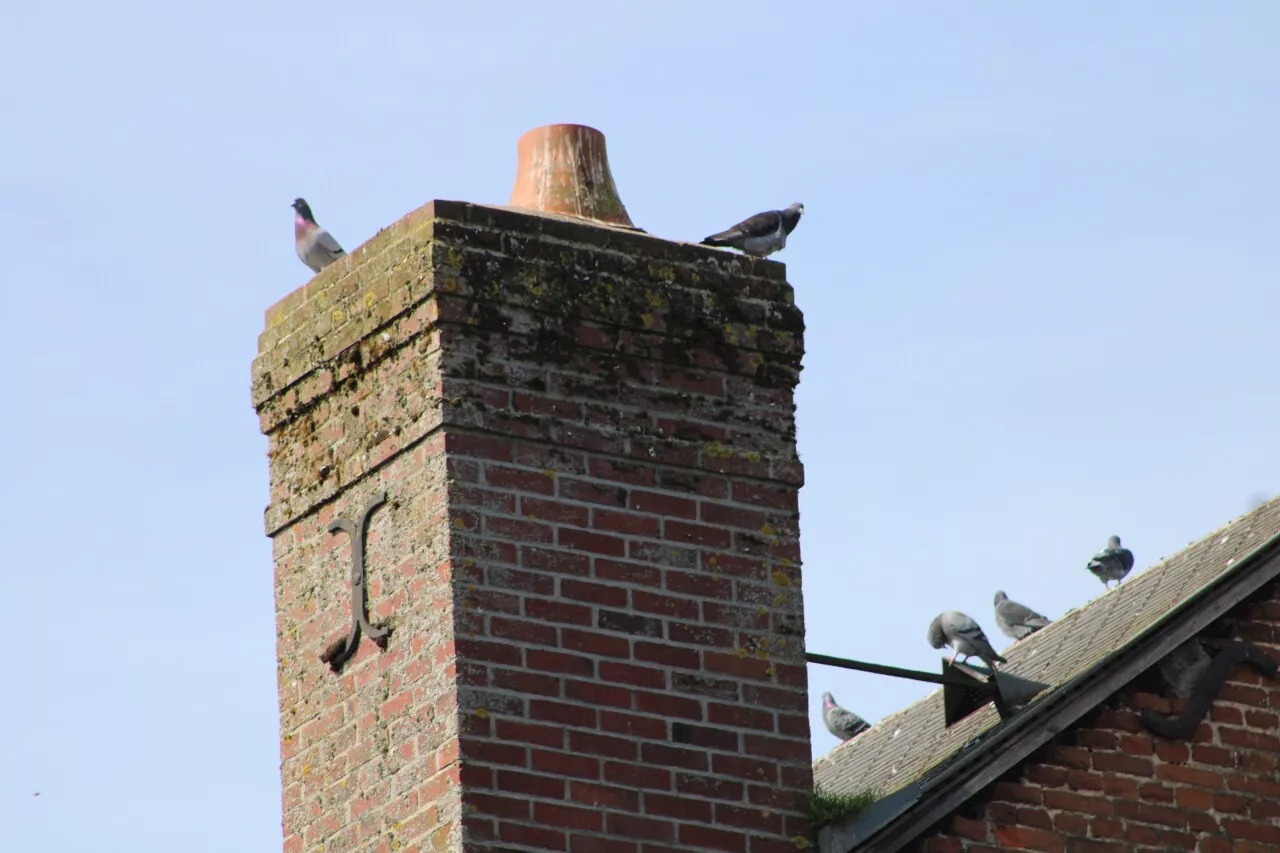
[3, 2, 1278, 849]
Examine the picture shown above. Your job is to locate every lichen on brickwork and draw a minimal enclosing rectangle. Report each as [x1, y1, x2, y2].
[257, 201, 813, 853]
[428, 225, 800, 375]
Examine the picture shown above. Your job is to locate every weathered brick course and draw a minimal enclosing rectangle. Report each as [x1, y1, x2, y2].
[256, 201, 811, 852]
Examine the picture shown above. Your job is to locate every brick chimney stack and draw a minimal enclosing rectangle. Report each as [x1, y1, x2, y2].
[253, 125, 812, 853]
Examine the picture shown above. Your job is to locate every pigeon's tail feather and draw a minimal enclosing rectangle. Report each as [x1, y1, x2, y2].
[967, 633, 1006, 668]
[978, 651, 1007, 670]
[701, 231, 740, 247]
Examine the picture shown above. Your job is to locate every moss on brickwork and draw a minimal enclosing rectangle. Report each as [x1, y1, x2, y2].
[256, 199, 812, 853]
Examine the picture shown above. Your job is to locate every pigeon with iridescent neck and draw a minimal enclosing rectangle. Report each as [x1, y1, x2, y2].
[292, 197, 346, 273]
[927, 610, 1007, 671]
[701, 203, 804, 258]
[1087, 535, 1135, 589]
[821, 692, 870, 741]
[993, 591, 1052, 640]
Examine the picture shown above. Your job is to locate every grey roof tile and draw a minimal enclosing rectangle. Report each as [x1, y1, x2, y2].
[812, 497, 1280, 799]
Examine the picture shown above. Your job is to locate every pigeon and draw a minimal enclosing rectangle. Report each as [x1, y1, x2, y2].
[700, 203, 804, 258]
[292, 197, 346, 273]
[1087, 535, 1135, 589]
[822, 692, 870, 741]
[993, 591, 1052, 640]
[927, 610, 1007, 671]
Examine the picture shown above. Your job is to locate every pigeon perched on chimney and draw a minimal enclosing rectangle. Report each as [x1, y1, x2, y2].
[1087, 535, 1135, 589]
[700, 203, 804, 258]
[292, 197, 346, 273]
[927, 610, 1007, 671]
[822, 692, 870, 741]
[993, 591, 1052, 640]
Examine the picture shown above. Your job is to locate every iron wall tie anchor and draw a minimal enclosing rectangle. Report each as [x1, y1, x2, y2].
[320, 491, 391, 673]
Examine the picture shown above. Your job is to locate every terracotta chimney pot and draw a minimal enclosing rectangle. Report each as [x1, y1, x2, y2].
[508, 124, 637, 229]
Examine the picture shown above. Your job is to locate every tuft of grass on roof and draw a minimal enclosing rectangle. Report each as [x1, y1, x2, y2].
[810, 785, 877, 829]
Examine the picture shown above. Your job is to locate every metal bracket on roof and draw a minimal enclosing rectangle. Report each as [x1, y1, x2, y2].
[943, 661, 1049, 726]
[320, 491, 392, 674]
[806, 653, 1050, 728]
[942, 661, 1002, 726]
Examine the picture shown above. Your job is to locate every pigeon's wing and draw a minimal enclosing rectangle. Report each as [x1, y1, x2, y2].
[704, 210, 783, 243]
[956, 621, 994, 648]
[315, 228, 346, 257]
[1088, 548, 1133, 581]
[998, 600, 1051, 630]
[947, 612, 1005, 662]
[943, 611, 982, 637]
[993, 608, 1021, 640]
[839, 714, 870, 738]
[827, 706, 869, 739]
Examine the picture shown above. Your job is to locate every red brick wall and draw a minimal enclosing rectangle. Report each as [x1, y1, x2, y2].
[254, 201, 813, 853]
[912, 583, 1280, 853]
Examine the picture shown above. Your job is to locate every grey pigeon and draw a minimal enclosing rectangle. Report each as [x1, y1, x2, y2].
[700, 203, 804, 258]
[292, 197, 346, 273]
[993, 590, 1052, 640]
[927, 610, 1007, 671]
[822, 692, 870, 741]
[1087, 535, 1134, 589]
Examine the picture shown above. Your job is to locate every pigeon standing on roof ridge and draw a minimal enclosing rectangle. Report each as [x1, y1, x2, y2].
[700, 202, 804, 258]
[993, 590, 1052, 640]
[927, 610, 1007, 670]
[821, 692, 871, 741]
[293, 197, 346, 273]
[1087, 535, 1135, 589]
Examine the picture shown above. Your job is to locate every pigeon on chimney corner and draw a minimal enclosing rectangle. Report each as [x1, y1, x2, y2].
[292, 197, 346, 273]
[700, 203, 804, 258]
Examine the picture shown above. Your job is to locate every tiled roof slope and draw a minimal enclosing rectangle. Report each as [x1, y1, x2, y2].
[812, 496, 1280, 800]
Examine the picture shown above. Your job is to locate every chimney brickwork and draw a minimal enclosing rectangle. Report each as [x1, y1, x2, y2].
[253, 200, 812, 853]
